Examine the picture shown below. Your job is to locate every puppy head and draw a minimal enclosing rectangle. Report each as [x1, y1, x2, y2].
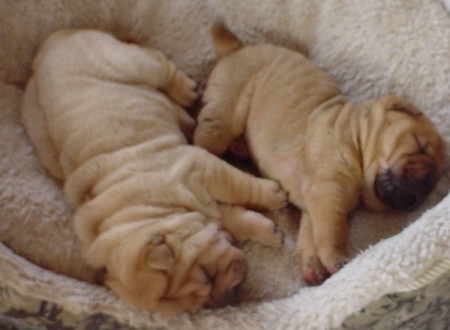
[362, 96, 445, 211]
[88, 218, 247, 315]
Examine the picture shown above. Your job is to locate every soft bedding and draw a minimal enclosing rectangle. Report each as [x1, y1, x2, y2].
[1, 1, 450, 329]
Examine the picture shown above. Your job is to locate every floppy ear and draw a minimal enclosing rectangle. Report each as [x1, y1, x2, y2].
[383, 96, 423, 117]
[211, 19, 243, 59]
[145, 235, 174, 271]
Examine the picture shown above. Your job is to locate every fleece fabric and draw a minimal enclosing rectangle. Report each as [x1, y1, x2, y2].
[1, 1, 450, 329]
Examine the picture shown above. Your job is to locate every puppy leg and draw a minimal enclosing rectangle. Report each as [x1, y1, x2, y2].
[194, 77, 255, 156]
[199, 150, 288, 210]
[292, 178, 357, 280]
[218, 204, 284, 246]
[130, 47, 198, 107]
[297, 213, 328, 285]
[72, 32, 197, 107]
[194, 101, 239, 156]
[124, 47, 198, 107]
[159, 59, 198, 107]
[305, 197, 349, 275]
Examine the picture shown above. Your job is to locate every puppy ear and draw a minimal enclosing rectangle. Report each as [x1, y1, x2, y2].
[145, 236, 174, 271]
[383, 96, 423, 117]
[211, 19, 243, 58]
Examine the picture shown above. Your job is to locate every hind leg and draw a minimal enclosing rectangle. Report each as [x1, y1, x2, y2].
[62, 31, 198, 108]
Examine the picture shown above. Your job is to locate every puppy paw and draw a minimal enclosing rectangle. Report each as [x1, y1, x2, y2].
[229, 209, 285, 247]
[326, 259, 348, 275]
[265, 180, 289, 210]
[179, 75, 198, 107]
[167, 71, 198, 107]
[299, 246, 348, 285]
[318, 250, 349, 275]
[300, 254, 329, 285]
[257, 223, 285, 247]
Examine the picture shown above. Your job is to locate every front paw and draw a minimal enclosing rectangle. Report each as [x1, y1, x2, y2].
[266, 180, 289, 210]
[256, 221, 285, 247]
[169, 72, 198, 107]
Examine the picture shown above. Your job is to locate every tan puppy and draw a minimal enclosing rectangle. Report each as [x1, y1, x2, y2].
[20, 29, 288, 315]
[194, 22, 445, 284]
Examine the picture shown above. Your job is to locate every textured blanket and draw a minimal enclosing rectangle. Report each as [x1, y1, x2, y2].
[1, 1, 450, 329]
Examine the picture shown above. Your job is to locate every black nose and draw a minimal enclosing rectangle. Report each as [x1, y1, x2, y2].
[423, 173, 438, 192]
[225, 284, 241, 305]
[375, 170, 437, 211]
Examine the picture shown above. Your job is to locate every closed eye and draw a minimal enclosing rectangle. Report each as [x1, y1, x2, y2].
[412, 133, 429, 154]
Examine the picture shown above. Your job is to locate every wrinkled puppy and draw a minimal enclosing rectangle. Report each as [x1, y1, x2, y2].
[194, 22, 445, 285]
[21, 29, 288, 315]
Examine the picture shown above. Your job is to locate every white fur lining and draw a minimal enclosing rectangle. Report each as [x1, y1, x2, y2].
[1, 1, 450, 329]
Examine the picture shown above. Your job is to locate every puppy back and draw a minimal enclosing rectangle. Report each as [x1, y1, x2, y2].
[211, 20, 243, 58]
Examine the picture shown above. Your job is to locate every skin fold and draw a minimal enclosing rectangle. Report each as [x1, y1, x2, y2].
[194, 21, 445, 284]
[20, 29, 288, 315]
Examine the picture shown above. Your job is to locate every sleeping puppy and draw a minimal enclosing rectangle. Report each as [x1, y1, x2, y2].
[194, 22, 445, 285]
[20, 29, 288, 315]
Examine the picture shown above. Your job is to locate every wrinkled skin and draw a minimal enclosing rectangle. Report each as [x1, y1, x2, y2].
[194, 22, 445, 285]
[21, 29, 288, 315]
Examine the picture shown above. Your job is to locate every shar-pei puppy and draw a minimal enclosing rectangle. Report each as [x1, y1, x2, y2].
[194, 22, 445, 285]
[20, 29, 288, 315]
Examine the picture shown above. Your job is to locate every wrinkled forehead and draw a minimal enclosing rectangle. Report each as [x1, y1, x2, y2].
[381, 111, 442, 146]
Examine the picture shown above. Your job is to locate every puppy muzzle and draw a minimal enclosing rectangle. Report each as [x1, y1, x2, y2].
[205, 283, 242, 308]
[204, 258, 247, 309]
[375, 168, 438, 211]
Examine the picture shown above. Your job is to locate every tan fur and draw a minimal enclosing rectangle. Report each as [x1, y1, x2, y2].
[194, 22, 445, 284]
[20, 29, 288, 315]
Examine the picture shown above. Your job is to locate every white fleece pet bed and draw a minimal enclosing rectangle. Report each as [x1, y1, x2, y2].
[1, 1, 450, 329]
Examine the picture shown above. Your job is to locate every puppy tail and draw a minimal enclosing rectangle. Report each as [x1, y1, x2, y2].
[211, 20, 243, 59]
